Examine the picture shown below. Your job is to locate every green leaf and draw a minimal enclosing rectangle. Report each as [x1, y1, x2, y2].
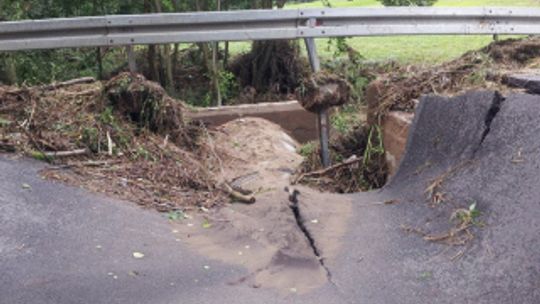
[202, 219, 212, 229]
[0, 118, 12, 127]
[167, 210, 186, 221]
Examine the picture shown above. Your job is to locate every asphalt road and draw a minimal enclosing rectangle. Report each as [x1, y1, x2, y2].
[1, 91, 539, 303]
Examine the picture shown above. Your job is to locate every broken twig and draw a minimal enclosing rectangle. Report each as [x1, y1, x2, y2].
[221, 182, 255, 204]
[293, 155, 362, 184]
[44, 149, 88, 158]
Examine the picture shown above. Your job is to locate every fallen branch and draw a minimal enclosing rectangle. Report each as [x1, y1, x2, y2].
[44, 149, 88, 158]
[0, 142, 16, 152]
[221, 182, 255, 204]
[292, 155, 362, 184]
[39, 77, 96, 91]
[2, 77, 96, 96]
[46, 160, 121, 170]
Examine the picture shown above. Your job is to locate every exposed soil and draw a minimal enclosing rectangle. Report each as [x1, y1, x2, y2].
[169, 118, 352, 294]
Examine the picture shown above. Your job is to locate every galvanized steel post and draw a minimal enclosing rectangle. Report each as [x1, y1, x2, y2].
[304, 17, 331, 168]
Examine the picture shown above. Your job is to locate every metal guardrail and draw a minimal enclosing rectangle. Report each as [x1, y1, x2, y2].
[2, 7, 540, 51]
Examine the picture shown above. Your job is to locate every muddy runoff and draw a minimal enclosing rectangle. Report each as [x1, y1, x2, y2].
[171, 118, 352, 294]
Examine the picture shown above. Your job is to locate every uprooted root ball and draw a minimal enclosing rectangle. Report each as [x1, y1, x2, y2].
[104, 72, 195, 148]
[230, 40, 309, 100]
[296, 72, 352, 113]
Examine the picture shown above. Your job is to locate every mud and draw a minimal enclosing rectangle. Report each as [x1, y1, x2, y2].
[169, 118, 352, 294]
[172, 186, 351, 294]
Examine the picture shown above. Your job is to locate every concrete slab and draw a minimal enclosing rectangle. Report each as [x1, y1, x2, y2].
[382, 111, 414, 176]
[185, 101, 317, 143]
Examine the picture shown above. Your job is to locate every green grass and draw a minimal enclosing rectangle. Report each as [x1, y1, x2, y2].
[279, 0, 539, 64]
[287, 0, 540, 8]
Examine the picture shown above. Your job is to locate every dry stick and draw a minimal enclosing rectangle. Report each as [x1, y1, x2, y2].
[0, 142, 16, 152]
[4, 77, 96, 95]
[293, 156, 362, 184]
[201, 125, 256, 204]
[46, 159, 122, 170]
[221, 182, 256, 204]
[44, 149, 88, 158]
[17, 124, 53, 163]
[39, 77, 96, 91]
[106, 131, 113, 156]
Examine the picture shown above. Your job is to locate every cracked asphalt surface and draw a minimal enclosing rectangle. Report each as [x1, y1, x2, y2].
[1, 91, 539, 303]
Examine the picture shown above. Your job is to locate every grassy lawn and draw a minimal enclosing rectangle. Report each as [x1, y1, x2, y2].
[228, 0, 540, 64]
[287, 0, 540, 8]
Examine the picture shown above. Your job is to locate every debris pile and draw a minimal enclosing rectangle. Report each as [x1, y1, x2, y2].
[293, 125, 387, 193]
[0, 73, 226, 211]
[374, 37, 540, 118]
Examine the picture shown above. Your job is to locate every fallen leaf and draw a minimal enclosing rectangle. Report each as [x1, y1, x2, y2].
[202, 220, 212, 229]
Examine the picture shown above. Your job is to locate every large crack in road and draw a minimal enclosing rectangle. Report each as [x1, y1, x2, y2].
[172, 184, 351, 294]
[286, 187, 334, 284]
[476, 91, 505, 152]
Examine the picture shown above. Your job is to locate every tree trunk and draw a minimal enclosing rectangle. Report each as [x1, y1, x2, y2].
[223, 41, 229, 68]
[196, 0, 221, 106]
[2, 54, 17, 84]
[153, 0, 175, 95]
[126, 46, 137, 73]
[212, 0, 222, 106]
[93, 0, 103, 80]
[144, 0, 161, 83]
[248, 0, 292, 94]
[96, 48, 103, 80]
[171, 0, 181, 70]
[222, 0, 230, 68]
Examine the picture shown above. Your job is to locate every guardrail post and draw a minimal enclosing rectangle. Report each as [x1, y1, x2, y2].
[126, 46, 137, 72]
[304, 18, 331, 168]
